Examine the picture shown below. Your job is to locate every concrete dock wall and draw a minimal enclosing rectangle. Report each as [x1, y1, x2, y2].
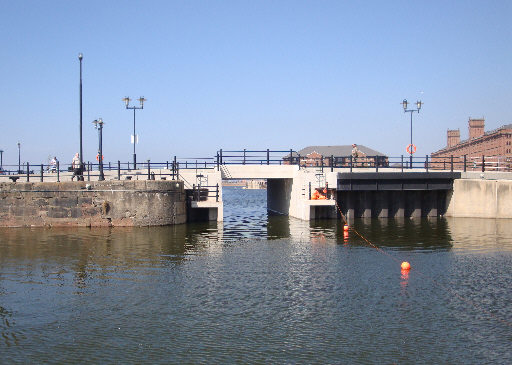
[446, 179, 512, 218]
[0, 180, 186, 227]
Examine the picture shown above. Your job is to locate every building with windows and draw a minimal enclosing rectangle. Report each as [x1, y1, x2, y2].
[285, 145, 388, 167]
[431, 118, 512, 171]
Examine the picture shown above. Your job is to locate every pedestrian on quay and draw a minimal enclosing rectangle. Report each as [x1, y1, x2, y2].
[71, 153, 81, 181]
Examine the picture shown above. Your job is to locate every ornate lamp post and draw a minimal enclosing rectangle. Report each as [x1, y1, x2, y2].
[123, 96, 146, 169]
[92, 118, 105, 181]
[402, 99, 423, 168]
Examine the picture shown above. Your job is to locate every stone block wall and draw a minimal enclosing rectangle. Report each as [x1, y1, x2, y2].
[0, 180, 186, 227]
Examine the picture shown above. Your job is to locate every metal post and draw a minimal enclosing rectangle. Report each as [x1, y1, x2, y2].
[309, 182, 311, 200]
[216, 152, 219, 170]
[267, 149, 270, 165]
[193, 184, 196, 201]
[409, 111, 413, 169]
[376, 156, 379, 173]
[133, 107, 136, 169]
[216, 183, 219, 202]
[26, 162, 29, 182]
[98, 122, 104, 181]
[350, 155, 353, 173]
[220, 149, 223, 165]
[57, 161, 60, 182]
[87, 162, 90, 181]
[426, 155, 429, 172]
[321, 155, 324, 172]
[147, 160, 151, 180]
[243, 149, 246, 165]
[166, 161, 169, 169]
[118, 160, 121, 180]
[40, 164, 43, 182]
[482, 155, 485, 172]
[79, 53, 84, 181]
[401, 155, 404, 173]
[464, 155, 467, 172]
[108, 162, 111, 171]
[331, 155, 334, 172]
[450, 155, 454, 172]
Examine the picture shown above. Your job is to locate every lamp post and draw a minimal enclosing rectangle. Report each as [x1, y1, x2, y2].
[402, 99, 423, 168]
[0, 149, 3, 169]
[123, 96, 146, 170]
[78, 52, 84, 180]
[17, 142, 21, 173]
[92, 118, 105, 181]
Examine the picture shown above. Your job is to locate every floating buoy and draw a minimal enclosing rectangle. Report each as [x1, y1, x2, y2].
[401, 261, 411, 270]
[343, 224, 349, 231]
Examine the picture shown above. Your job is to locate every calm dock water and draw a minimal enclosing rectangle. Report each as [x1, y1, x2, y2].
[1, 187, 511, 363]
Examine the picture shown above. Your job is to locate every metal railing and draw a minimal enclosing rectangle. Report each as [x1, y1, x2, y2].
[190, 184, 219, 202]
[1, 151, 510, 183]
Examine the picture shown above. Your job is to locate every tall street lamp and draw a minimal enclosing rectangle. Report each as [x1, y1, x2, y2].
[123, 96, 146, 170]
[402, 99, 423, 168]
[17, 142, 21, 173]
[78, 52, 84, 181]
[92, 118, 105, 181]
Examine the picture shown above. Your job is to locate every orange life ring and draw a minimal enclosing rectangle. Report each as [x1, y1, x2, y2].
[406, 144, 417, 154]
[96, 154, 104, 161]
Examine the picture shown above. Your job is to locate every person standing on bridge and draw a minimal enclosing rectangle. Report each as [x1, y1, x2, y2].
[351, 144, 360, 166]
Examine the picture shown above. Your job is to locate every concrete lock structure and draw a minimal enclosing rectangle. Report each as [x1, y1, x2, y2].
[1, 163, 511, 227]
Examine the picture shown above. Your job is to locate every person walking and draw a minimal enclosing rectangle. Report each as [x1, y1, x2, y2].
[71, 153, 81, 181]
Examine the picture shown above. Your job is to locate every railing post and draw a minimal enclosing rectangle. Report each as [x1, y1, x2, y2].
[147, 160, 151, 180]
[375, 156, 379, 173]
[290, 149, 294, 165]
[216, 183, 219, 202]
[267, 149, 270, 165]
[401, 155, 404, 172]
[166, 161, 169, 169]
[482, 155, 485, 172]
[216, 152, 219, 170]
[450, 155, 454, 172]
[87, 162, 90, 181]
[128, 161, 130, 170]
[117, 160, 121, 180]
[26, 162, 30, 182]
[425, 155, 429, 172]
[464, 155, 467, 172]
[109, 162, 111, 171]
[243, 149, 246, 165]
[220, 149, 223, 165]
[174, 156, 177, 178]
[350, 155, 353, 173]
[192, 184, 196, 201]
[309, 182, 311, 200]
[40, 164, 44, 182]
[57, 161, 60, 182]
[331, 155, 334, 172]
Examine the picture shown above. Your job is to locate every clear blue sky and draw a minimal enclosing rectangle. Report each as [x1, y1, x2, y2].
[0, 0, 510, 165]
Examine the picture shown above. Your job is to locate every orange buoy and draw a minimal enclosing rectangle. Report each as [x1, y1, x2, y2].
[401, 261, 411, 270]
[343, 224, 349, 231]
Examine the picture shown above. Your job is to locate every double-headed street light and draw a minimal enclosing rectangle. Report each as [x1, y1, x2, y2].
[123, 96, 146, 170]
[402, 99, 423, 168]
[92, 118, 105, 181]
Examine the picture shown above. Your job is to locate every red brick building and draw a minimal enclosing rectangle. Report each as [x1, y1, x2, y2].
[431, 118, 512, 171]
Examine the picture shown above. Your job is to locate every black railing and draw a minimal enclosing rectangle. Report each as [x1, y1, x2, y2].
[191, 183, 219, 202]
[1, 152, 510, 183]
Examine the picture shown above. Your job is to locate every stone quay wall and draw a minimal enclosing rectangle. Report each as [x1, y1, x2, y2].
[0, 180, 186, 227]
